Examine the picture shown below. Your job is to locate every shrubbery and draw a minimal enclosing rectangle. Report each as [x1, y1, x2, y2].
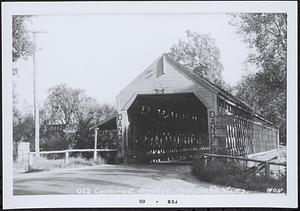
[192, 157, 286, 193]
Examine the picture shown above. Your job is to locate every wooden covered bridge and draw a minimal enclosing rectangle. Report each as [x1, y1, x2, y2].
[90, 54, 279, 163]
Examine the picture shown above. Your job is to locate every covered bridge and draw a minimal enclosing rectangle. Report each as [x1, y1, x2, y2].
[91, 54, 279, 163]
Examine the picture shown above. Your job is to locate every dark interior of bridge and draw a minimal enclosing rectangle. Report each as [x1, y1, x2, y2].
[127, 93, 209, 163]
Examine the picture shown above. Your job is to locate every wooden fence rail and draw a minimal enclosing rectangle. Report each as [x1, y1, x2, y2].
[31, 149, 118, 154]
[196, 153, 286, 178]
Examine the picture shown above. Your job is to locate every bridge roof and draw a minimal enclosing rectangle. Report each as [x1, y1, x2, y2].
[89, 114, 117, 131]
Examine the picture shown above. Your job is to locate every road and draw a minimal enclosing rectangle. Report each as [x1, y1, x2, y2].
[14, 164, 248, 195]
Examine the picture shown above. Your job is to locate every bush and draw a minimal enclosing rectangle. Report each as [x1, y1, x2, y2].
[192, 157, 244, 181]
[192, 157, 286, 193]
[100, 151, 117, 164]
[40, 132, 72, 155]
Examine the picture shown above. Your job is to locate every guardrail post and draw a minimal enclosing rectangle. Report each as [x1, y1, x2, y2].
[25, 152, 33, 172]
[204, 156, 208, 168]
[29, 152, 33, 167]
[265, 161, 270, 178]
[65, 151, 69, 164]
[93, 149, 97, 162]
[94, 128, 98, 162]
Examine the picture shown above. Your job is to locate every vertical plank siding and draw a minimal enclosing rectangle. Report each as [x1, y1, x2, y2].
[216, 97, 279, 156]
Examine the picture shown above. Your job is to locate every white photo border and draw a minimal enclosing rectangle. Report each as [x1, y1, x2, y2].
[2, 1, 298, 209]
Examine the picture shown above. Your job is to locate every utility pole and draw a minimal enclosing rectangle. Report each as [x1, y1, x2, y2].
[31, 30, 47, 156]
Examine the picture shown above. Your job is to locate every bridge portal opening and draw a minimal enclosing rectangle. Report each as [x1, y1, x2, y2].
[127, 93, 209, 163]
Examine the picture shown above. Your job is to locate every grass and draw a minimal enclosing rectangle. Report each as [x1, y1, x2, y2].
[192, 157, 286, 193]
[13, 151, 119, 173]
[25, 155, 106, 172]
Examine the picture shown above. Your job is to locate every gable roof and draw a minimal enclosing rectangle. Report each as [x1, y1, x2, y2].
[163, 54, 252, 112]
[115, 53, 275, 127]
[163, 54, 276, 126]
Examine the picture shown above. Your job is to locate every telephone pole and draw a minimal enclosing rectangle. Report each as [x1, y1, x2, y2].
[31, 30, 47, 155]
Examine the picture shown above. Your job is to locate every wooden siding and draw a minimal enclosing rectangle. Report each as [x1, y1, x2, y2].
[113, 54, 279, 161]
[216, 96, 279, 156]
[116, 55, 216, 112]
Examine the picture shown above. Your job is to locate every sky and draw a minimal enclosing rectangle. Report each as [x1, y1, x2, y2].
[13, 13, 253, 112]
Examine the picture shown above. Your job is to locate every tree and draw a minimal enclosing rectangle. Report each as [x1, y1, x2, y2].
[12, 16, 34, 152]
[12, 15, 34, 123]
[230, 13, 287, 144]
[40, 84, 117, 151]
[168, 30, 226, 88]
[72, 117, 95, 151]
[71, 101, 117, 151]
[13, 112, 35, 159]
[41, 84, 86, 126]
[41, 84, 116, 125]
[12, 15, 34, 73]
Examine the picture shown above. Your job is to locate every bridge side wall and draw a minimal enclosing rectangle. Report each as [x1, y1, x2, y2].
[215, 96, 279, 156]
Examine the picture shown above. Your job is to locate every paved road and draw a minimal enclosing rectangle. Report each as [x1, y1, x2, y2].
[14, 164, 247, 195]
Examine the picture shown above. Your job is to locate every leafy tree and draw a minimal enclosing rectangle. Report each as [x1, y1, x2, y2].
[12, 15, 34, 73]
[12, 16, 34, 154]
[72, 117, 95, 150]
[41, 84, 86, 126]
[168, 30, 226, 88]
[40, 84, 117, 151]
[40, 132, 71, 157]
[73, 117, 118, 150]
[41, 84, 116, 125]
[71, 102, 117, 151]
[230, 13, 287, 144]
[13, 113, 35, 159]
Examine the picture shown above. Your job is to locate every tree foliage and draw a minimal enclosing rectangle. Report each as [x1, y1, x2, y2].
[13, 83, 117, 157]
[13, 112, 35, 146]
[41, 84, 116, 125]
[12, 16, 34, 146]
[40, 84, 117, 151]
[13, 112, 35, 159]
[230, 13, 287, 144]
[12, 15, 33, 65]
[168, 30, 226, 88]
[41, 84, 85, 126]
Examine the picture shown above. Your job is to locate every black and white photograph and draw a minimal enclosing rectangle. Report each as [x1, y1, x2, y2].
[2, 1, 298, 209]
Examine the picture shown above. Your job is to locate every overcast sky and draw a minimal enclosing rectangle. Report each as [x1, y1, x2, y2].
[13, 13, 253, 112]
